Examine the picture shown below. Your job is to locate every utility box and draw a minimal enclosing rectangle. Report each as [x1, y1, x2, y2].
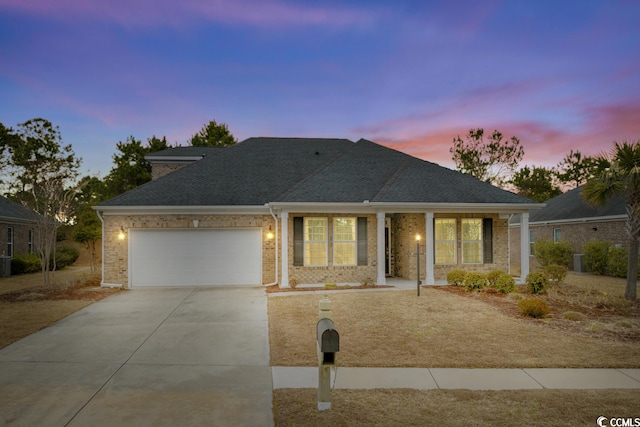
[574, 254, 586, 273]
[0, 256, 11, 278]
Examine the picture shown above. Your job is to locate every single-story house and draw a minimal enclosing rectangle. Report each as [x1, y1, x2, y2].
[94, 137, 542, 288]
[0, 195, 38, 276]
[509, 186, 627, 271]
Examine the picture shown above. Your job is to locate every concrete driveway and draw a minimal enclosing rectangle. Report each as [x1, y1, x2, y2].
[0, 286, 273, 426]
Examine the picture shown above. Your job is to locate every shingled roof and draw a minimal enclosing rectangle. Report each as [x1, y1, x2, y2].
[0, 195, 38, 222]
[511, 186, 626, 224]
[98, 137, 535, 208]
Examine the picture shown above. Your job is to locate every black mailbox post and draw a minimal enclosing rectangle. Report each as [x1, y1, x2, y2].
[317, 318, 339, 365]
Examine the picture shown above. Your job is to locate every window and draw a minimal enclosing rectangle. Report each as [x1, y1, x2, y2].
[553, 228, 561, 243]
[462, 219, 482, 264]
[435, 219, 456, 264]
[529, 230, 535, 256]
[7, 227, 13, 257]
[333, 218, 356, 266]
[304, 218, 328, 266]
[28, 230, 33, 253]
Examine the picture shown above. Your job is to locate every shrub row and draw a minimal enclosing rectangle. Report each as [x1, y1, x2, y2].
[10, 246, 80, 275]
[583, 239, 633, 278]
[446, 269, 516, 293]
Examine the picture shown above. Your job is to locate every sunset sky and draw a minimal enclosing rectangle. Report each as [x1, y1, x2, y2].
[1, 0, 639, 177]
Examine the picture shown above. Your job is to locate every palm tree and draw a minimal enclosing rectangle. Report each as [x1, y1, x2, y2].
[582, 140, 640, 301]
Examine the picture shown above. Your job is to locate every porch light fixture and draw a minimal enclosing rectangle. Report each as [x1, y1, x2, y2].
[266, 225, 274, 240]
[118, 226, 126, 240]
[193, 219, 200, 228]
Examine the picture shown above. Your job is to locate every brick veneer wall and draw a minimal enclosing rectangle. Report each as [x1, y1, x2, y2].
[102, 214, 276, 287]
[150, 162, 193, 180]
[510, 219, 627, 271]
[287, 213, 378, 285]
[0, 222, 35, 257]
[392, 213, 509, 281]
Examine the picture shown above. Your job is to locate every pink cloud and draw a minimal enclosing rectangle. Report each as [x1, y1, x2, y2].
[0, 0, 376, 28]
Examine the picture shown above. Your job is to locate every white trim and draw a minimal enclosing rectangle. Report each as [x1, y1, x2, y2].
[268, 201, 543, 214]
[520, 212, 530, 282]
[95, 205, 270, 215]
[511, 214, 627, 227]
[280, 211, 289, 288]
[376, 212, 386, 285]
[425, 212, 435, 284]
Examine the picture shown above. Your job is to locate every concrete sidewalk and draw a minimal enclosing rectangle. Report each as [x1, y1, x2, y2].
[273, 367, 640, 390]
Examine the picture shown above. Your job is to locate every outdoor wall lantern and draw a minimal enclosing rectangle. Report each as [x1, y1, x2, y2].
[118, 226, 126, 240]
[192, 219, 200, 228]
[266, 225, 274, 240]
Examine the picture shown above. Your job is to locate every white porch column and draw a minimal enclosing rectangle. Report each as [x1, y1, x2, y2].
[376, 211, 386, 286]
[281, 211, 289, 288]
[520, 212, 530, 282]
[425, 212, 435, 285]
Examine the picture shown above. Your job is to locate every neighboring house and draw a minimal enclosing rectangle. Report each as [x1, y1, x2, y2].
[0, 195, 38, 274]
[509, 186, 626, 271]
[146, 146, 225, 180]
[94, 137, 542, 288]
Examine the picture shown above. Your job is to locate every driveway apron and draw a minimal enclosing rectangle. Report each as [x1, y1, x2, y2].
[0, 286, 273, 427]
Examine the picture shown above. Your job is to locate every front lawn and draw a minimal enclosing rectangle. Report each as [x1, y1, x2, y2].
[268, 273, 640, 368]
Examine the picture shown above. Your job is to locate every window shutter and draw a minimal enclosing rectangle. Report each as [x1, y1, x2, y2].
[293, 217, 303, 266]
[483, 218, 493, 264]
[357, 217, 368, 266]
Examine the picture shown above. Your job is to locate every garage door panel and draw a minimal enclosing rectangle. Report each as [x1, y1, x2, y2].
[130, 229, 261, 287]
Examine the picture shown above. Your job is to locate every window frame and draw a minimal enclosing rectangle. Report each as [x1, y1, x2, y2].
[333, 217, 357, 266]
[434, 218, 457, 265]
[553, 228, 561, 243]
[7, 227, 14, 257]
[461, 218, 483, 264]
[28, 229, 33, 253]
[303, 217, 328, 266]
[529, 230, 535, 256]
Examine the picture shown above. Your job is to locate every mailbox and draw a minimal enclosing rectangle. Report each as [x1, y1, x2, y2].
[317, 318, 339, 365]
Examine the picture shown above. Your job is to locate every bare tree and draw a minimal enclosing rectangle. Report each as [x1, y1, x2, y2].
[0, 119, 81, 287]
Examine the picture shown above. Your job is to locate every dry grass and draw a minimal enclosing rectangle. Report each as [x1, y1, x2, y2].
[273, 389, 640, 426]
[268, 273, 640, 368]
[0, 265, 95, 294]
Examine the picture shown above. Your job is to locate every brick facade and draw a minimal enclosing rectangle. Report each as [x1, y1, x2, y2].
[150, 162, 192, 180]
[286, 213, 378, 285]
[102, 211, 513, 287]
[391, 213, 510, 281]
[0, 222, 35, 257]
[509, 219, 626, 271]
[102, 214, 277, 287]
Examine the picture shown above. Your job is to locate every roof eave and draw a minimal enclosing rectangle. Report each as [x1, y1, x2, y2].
[93, 205, 270, 215]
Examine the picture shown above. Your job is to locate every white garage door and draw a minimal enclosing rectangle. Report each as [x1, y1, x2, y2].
[129, 228, 262, 287]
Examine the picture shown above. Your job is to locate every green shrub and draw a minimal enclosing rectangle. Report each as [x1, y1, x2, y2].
[447, 270, 467, 286]
[53, 246, 80, 270]
[487, 270, 504, 287]
[607, 246, 627, 278]
[518, 297, 550, 318]
[464, 272, 488, 292]
[583, 239, 611, 275]
[494, 273, 516, 293]
[532, 239, 574, 267]
[526, 271, 549, 294]
[543, 264, 568, 284]
[11, 253, 42, 275]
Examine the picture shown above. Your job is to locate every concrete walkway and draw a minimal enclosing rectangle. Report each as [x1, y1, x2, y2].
[272, 367, 640, 390]
[0, 286, 273, 427]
